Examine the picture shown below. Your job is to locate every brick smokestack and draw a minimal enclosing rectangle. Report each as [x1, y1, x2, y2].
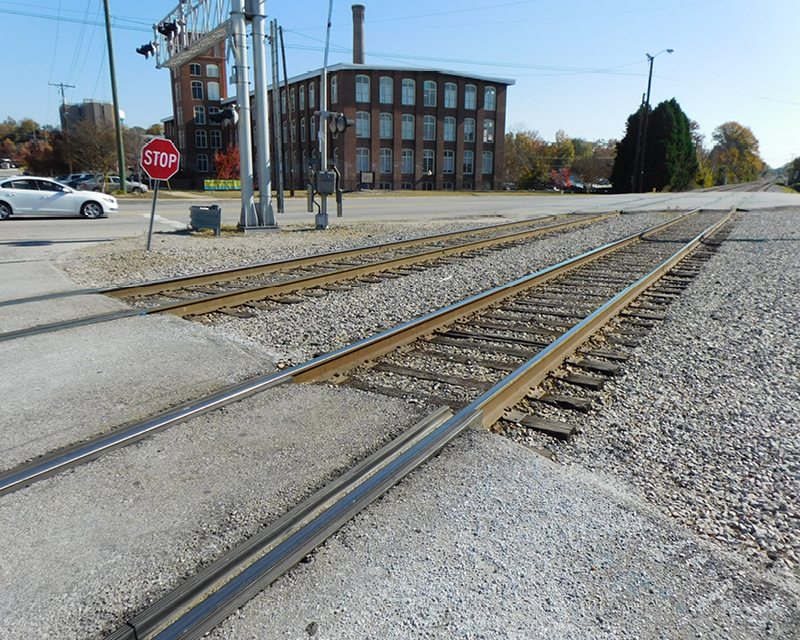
[352, 4, 365, 64]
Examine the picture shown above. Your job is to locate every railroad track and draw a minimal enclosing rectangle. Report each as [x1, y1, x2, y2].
[0, 212, 613, 342]
[2, 208, 736, 639]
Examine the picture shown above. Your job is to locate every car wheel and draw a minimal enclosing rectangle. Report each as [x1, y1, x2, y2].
[0, 201, 11, 220]
[80, 202, 104, 219]
[92, 187, 101, 192]
[132, 187, 142, 194]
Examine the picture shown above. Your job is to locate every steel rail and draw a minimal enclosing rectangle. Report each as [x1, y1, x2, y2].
[0, 210, 699, 497]
[0, 213, 571, 309]
[0, 214, 611, 344]
[116, 209, 736, 640]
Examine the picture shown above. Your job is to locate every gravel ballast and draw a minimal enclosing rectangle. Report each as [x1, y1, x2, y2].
[2, 205, 798, 639]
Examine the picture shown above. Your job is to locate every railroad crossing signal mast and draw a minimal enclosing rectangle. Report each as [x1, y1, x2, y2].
[136, 0, 276, 231]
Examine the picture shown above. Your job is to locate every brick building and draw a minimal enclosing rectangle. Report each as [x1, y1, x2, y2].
[162, 43, 229, 187]
[271, 63, 513, 191]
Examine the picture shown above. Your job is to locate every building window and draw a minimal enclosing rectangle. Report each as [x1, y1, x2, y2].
[401, 114, 414, 140]
[309, 82, 316, 108]
[463, 150, 474, 174]
[302, 150, 307, 175]
[208, 107, 221, 125]
[197, 154, 209, 172]
[462, 181, 473, 190]
[401, 149, 414, 174]
[379, 77, 393, 104]
[207, 81, 220, 101]
[380, 148, 392, 173]
[195, 129, 207, 148]
[423, 115, 435, 141]
[356, 74, 370, 102]
[300, 118, 306, 142]
[423, 81, 437, 107]
[464, 118, 476, 143]
[444, 116, 455, 142]
[379, 113, 392, 139]
[356, 111, 370, 138]
[191, 81, 203, 100]
[311, 116, 316, 140]
[443, 182, 454, 191]
[193, 106, 206, 125]
[283, 122, 287, 143]
[356, 147, 370, 172]
[444, 82, 457, 108]
[206, 64, 219, 78]
[482, 151, 493, 174]
[330, 76, 338, 103]
[483, 119, 495, 143]
[177, 127, 185, 149]
[443, 150, 454, 174]
[210, 130, 222, 149]
[380, 182, 392, 190]
[422, 182, 434, 191]
[189, 63, 201, 76]
[423, 149, 435, 174]
[465, 84, 477, 109]
[290, 88, 296, 111]
[291, 120, 296, 143]
[281, 90, 286, 113]
[401, 79, 415, 105]
[332, 146, 338, 167]
[299, 85, 305, 110]
[402, 182, 413, 190]
[485, 86, 497, 111]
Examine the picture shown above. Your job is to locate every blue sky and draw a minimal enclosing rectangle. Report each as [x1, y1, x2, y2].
[2, 0, 798, 168]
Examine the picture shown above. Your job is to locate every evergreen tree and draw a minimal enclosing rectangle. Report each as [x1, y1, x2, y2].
[611, 99, 697, 192]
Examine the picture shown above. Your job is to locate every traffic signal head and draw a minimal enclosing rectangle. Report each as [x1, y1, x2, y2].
[157, 21, 181, 40]
[329, 114, 355, 133]
[209, 108, 238, 125]
[136, 42, 158, 59]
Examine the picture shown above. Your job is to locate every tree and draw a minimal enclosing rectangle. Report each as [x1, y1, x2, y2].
[786, 156, 800, 191]
[610, 98, 697, 192]
[571, 153, 613, 190]
[214, 145, 240, 179]
[502, 127, 551, 188]
[709, 121, 763, 184]
[123, 126, 149, 179]
[1, 138, 17, 159]
[67, 121, 118, 176]
[145, 123, 164, 136]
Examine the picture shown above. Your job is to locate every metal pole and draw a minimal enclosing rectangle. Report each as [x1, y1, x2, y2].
[630, 93, 645, 193]
[316, 0, 334, 230]
[146, 181, 160, 251]
[251, 0, 276, 226]
[636, 54, 655, 193]
[231, 0, 258, 228]
[102, 0, 126, 193]
[269, 20, 284, 213]
[279, 26, 296, 197]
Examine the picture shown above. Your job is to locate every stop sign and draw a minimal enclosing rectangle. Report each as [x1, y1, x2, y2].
[141, 138, 180, 181]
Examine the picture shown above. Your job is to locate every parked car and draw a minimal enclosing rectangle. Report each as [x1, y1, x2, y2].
[57, 173, 94, 186]
[0, 176, 117, 219]
[74, 174, 149, 194]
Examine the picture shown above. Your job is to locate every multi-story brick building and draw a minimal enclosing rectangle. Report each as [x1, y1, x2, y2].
[271, 63, 513, 191]
[162, 43, 229, 188]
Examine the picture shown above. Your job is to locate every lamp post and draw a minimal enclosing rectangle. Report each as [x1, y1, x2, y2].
[634, 49, 673, 193]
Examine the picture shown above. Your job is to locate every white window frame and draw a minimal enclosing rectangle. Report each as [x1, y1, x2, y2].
[444, 116, 455, 142]
[193, 105, 205, 125]
[330, 76, 338, 103]
[422, 149, 435, 174]
[464, 118, 476, 143]
[299, 85, 305, 110]
[485, 86, 497, 111]
[401, 79, 415, 105]
[423, 115, 436, 141]
[401, 149, 414, 174]
[444, 82, 457, 108]
[356, 111, 370, 138]
[465, 84, 477, 109]
[482, 151, 493, 174]
[189, 63, 201, 76]
[301, 117, 306, 142]
[379, 77, 393, 104]
[309, 82, 316, 108]
[206, 64, 219, 78]
[196, 154, 209, 172]
[207, 81, 220, 101]
[195, 129, 207, 149]
[401, 114, 414, 140]
[443, 150, 454, 174]
[483, 119, 495, 143]
[380, 148, 392, 174]
[379, 113, 392, 139]
[191, 81, 203, 100]
[210, 129, 222, 149]
[423, 81, 437, 107]
[356, 147, 370, 172]
[463, 150, 474, 175]
[356, 75, 370, 102]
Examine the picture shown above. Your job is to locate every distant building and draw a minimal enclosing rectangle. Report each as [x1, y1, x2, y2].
[60, 100, 115, 132]
[162, 42, 229, 187]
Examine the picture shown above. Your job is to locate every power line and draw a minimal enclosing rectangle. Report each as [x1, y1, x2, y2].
[0, 7, 151, 32]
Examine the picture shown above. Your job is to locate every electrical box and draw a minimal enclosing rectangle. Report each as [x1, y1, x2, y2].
[316, 171, 336, 195]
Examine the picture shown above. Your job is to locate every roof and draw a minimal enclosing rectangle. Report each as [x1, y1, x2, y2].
[285, 63, 515, 87]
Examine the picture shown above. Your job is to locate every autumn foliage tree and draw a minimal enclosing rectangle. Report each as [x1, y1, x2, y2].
[213, 145, 240, 179]
[709, 122, 763, 184]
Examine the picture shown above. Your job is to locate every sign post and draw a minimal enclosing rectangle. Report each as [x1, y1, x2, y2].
[141, 138, 180, 250]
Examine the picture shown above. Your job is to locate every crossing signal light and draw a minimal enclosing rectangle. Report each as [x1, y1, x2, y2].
[329, 114, 355, 133]
[209, 108, 238, 125]
[157, 21, 181, 40]
[136, 42, 158, 59]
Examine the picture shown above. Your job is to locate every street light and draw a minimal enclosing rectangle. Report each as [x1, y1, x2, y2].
[634, 49, 673, 192]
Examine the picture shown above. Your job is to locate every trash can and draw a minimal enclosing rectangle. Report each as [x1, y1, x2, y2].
[189, 205, 222, 236]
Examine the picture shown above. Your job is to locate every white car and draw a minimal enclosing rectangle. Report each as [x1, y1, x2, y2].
[0, 177, 118, 219]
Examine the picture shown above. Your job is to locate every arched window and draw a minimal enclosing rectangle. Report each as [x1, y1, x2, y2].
[464, 84, 477, 109]
[483, 119, 495, 143]
[191, 81, 203, 100]
[356, 75, 370, 102]
[443, 150, 454, 174]
[444, 83, 457, 108]
[423, 81, 437, 107]
[444, 116, 455, 142]
[356, 147, 370, 172]
[401, 149, 414, 174]
[330, 76, 338, 103]
[464, 118, 476, 142]
[463, 150, 474, 174]
[356, 111, 370, 138]
[309, 82, 316, 108]
[422, 149, 435, 174]
[189, 63, 201, 76]
[401, 114, 414, 140]
[193, 106, 205, 125]
[401, 79, 415, 105]
[195, 129, 207, 149]
[210, 130, 222, 149]
[300, 118, 306, 142]
[482, 151, 493, 174]
[423, 115, 435, 141]
[484, 86, 496, 111]
[380, 148, 392, 173]
[207, 82, 220, 101]
[379, 113, 392, 139]
[205, 64, 219, 78]
[379, 77, 393, 104]
[299, 85, 305, 110]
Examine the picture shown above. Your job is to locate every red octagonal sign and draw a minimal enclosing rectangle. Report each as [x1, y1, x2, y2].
[141, 138, 180, 181]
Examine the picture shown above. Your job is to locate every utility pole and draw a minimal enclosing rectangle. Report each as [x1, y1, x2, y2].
[102, 0, 126, 193]
[279, 26, 296, 197]
[269, 20, 284, 212]
[634, 49, 673, 193]
[251, 0, 276, 226]
[50, 82, 76, 172]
